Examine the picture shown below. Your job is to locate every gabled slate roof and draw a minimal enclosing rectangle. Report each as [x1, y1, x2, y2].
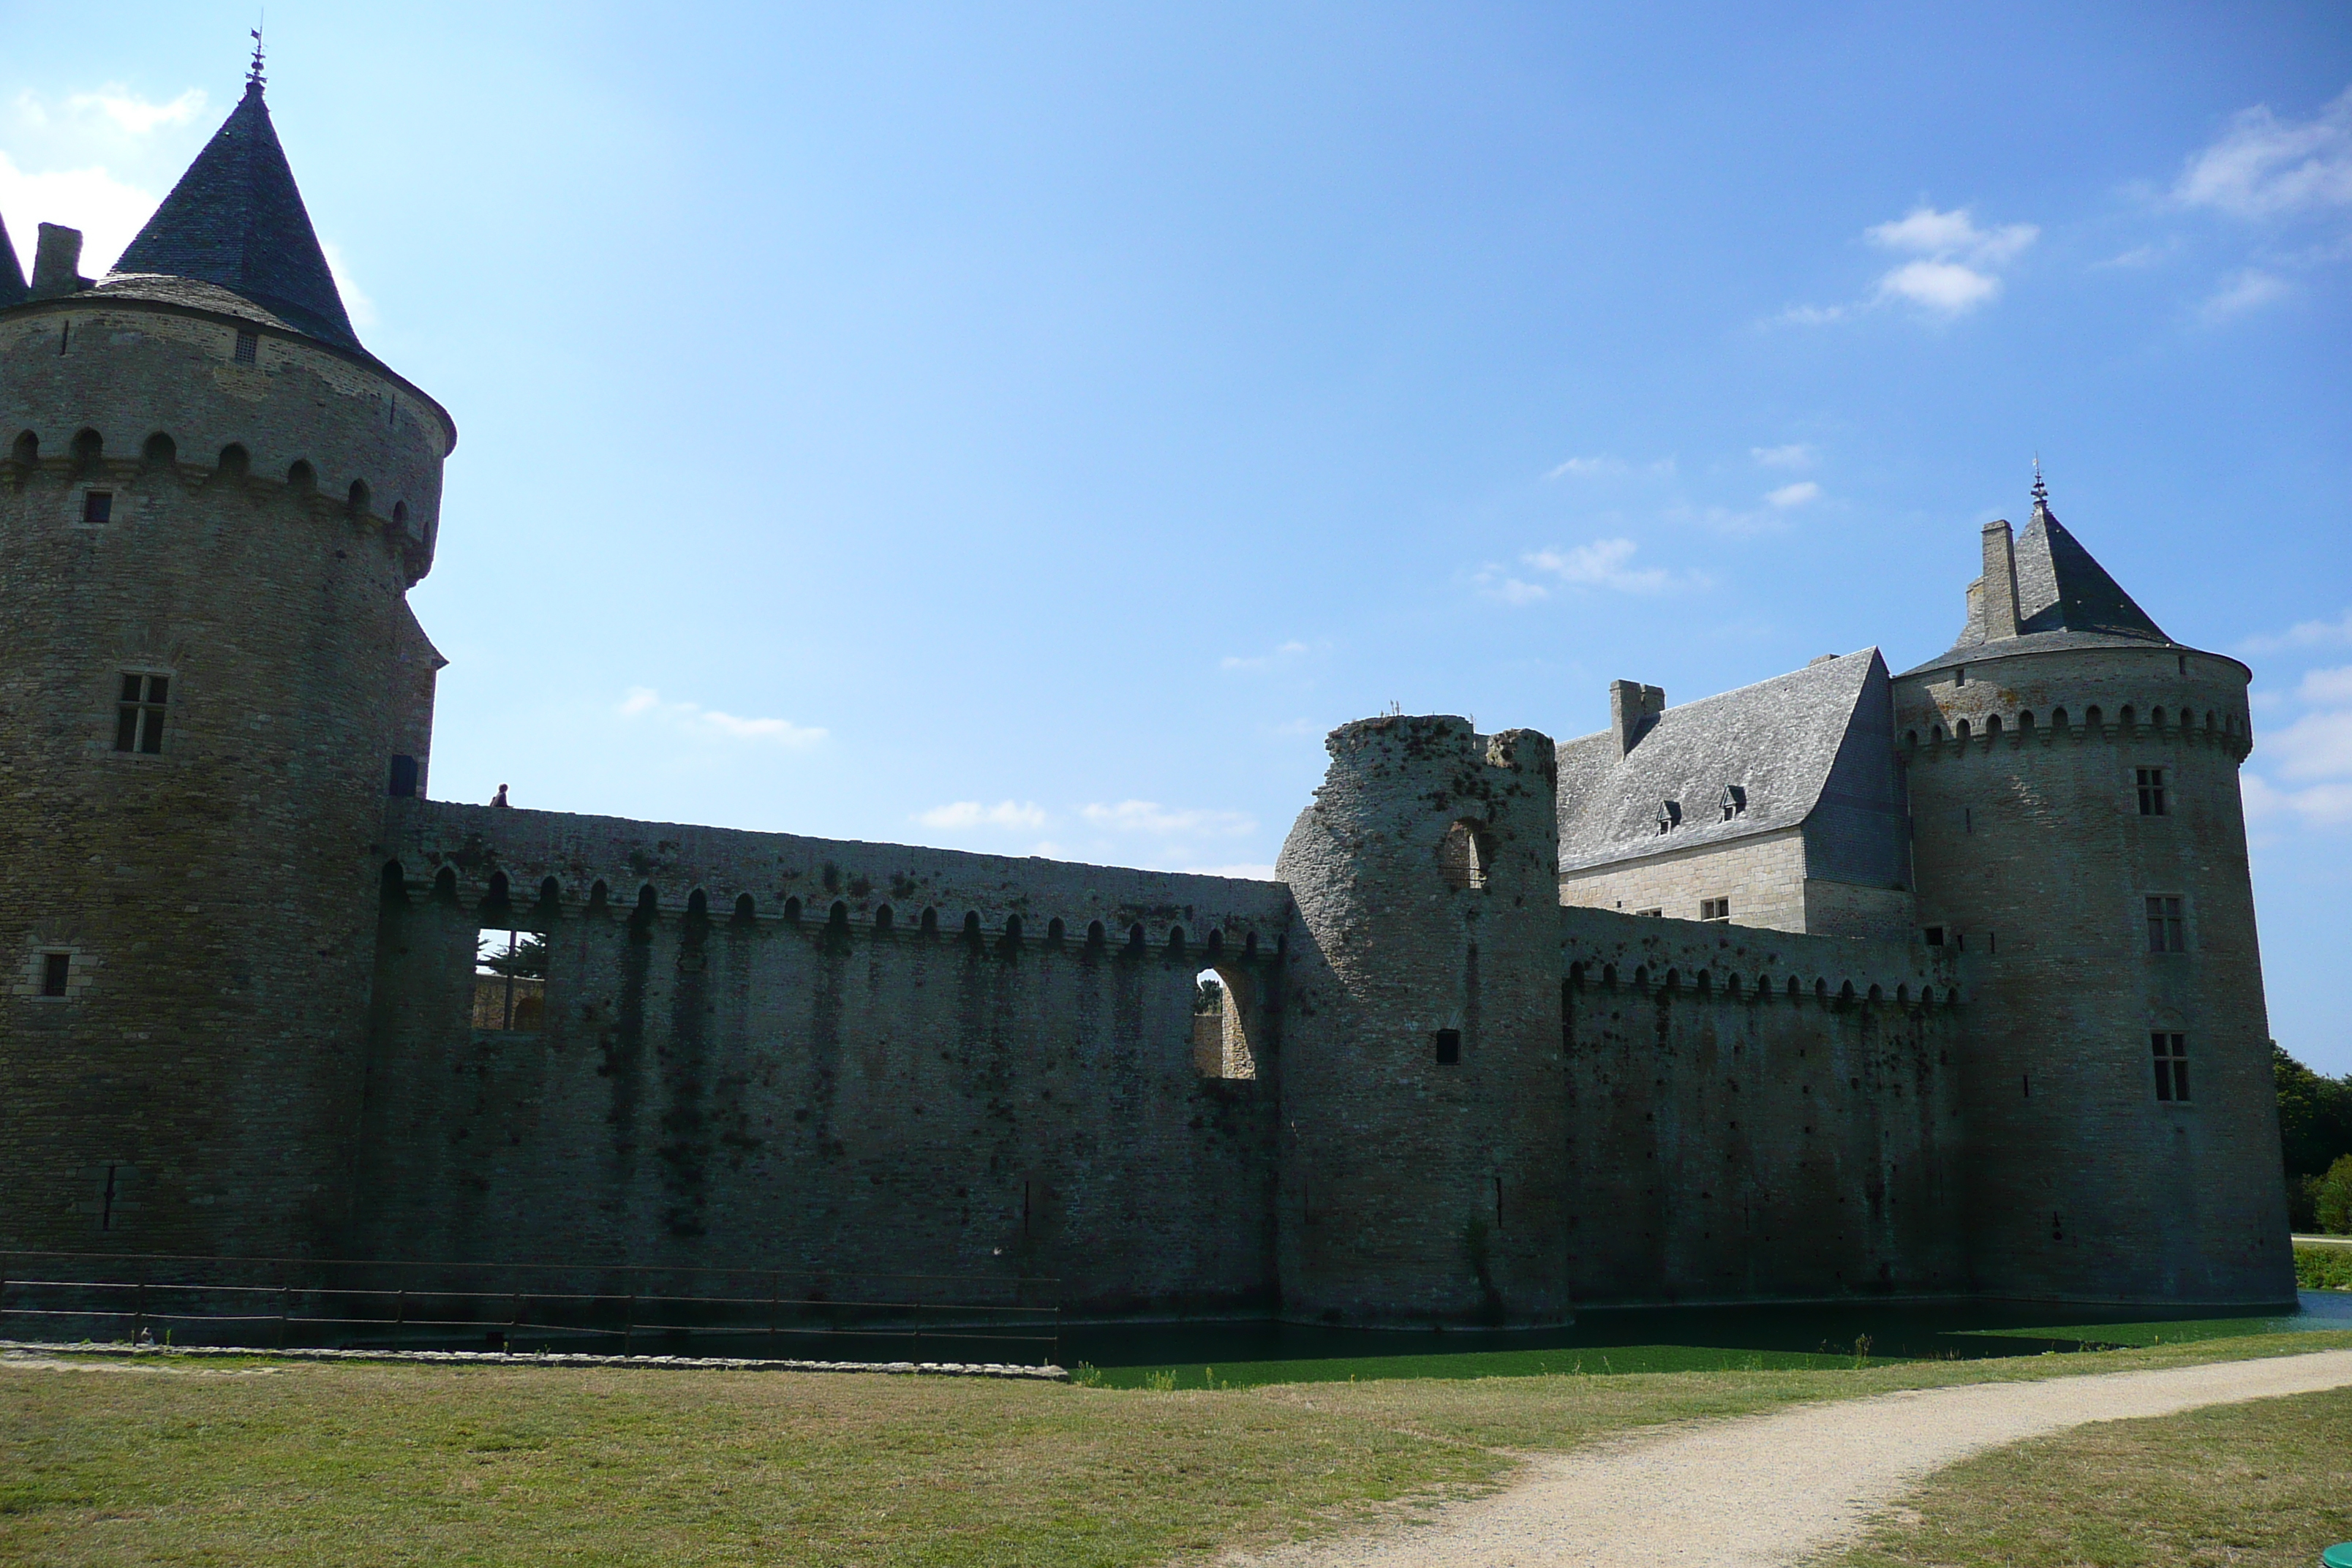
[107, 81, 359, 350]
[1556, 649, 1887, 873]
[0, 211, 25, 306]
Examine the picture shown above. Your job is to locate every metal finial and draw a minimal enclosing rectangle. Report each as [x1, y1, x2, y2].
[247, 20, 267, 90]
[2030, 455, 2048, 508]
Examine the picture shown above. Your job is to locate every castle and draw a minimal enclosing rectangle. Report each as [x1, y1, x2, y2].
[0, 78, 2296, 1321]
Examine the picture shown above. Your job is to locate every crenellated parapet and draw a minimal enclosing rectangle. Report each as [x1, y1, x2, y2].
[1561, 905, 1964, 1013]
[1, 293, 452, 583]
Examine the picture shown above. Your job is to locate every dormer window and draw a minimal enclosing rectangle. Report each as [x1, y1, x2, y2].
[1655, 799, 1681, 834]
[1719, 784, 1746, 821]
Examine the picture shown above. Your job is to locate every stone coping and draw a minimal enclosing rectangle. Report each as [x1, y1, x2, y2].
[0, 1340, 1068, 1380]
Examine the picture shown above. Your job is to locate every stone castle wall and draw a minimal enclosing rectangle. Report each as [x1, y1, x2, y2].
[353, 802, 1292, 1313]
[1558, 826, 1809, 929]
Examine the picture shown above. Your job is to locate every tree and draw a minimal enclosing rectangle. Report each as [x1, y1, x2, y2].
[2319, 1155, 2352, 1236]
[2274, 1043, 2352, 1232]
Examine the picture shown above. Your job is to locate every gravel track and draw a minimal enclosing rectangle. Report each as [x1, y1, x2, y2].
[1232, 1349, 2352, 1568]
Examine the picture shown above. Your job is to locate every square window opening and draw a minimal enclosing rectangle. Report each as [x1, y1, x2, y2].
[474, 928, 548, 1032]
[1700, 897, 1730, 922]
[233, 330, 258, 364]
[1922, 926, 1945, 946]
[41, 952, 71, 997]
[82, 490, 112, 524]
[2136, 767, 2168, 817]
[1432, 1028, 1461, 1066]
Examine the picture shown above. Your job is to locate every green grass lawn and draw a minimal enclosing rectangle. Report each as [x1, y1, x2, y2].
[2296, 1241, 2352, 1290]
[6, 1330, 2348, 1567]
[1833, 1384, 2352, 1568]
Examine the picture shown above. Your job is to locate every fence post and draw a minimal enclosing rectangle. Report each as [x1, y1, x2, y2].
[769, 1275, 778, 1355]
[278, 1284, 290, 1350]
[133, 1278, 147, 1347]
[623, 1293, 635, 1359]
[510, 1292, 523, 1355]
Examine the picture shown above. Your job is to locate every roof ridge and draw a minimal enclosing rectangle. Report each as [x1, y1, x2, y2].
[108, 80, 359, 350]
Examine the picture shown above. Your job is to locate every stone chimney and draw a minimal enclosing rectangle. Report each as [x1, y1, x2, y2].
[1609, 679, 1666, 756]
[29, 224, 85, 300]
[1980, 519, 2021, 641]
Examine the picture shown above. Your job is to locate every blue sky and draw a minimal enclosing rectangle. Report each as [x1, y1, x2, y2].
[4, 2, 2348, 1070]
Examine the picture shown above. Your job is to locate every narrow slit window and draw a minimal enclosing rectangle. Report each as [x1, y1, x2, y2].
[2144, 896, 2186, 954]
[2151, 1033, 2189, 1101]
[1432, 1028, 1462, 1066]
[234, 329, 258, 364]
[1700, 897, 1730, 922]
[113, 674, 168, 754]
[41, 952, 72, 997]
[2136, 767, 2167, 816]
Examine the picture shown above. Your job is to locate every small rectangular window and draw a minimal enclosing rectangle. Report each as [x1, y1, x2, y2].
[1921, 926, 1945, 946]
[2151, 1033, 2189, 1101]
[1700, 897, 1730, 922]
[82, 491, 113, 524]
[234, 329, 259, 364]
[41, 952, 71, 997]
[1432, 1028, 1461, 1066]
[2145, 896, 2186, 954]
[2136, 767, 2167, 816]
[1635, 908, 1663, 919]
[113, 673, 168, 754]
[474, 929, 546, 1032]
[1954, 666, 1967, 686]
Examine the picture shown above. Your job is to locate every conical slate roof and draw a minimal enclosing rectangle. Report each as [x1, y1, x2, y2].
[2012, 497, 2168, 641]
[0, 211, 26, 306]
[108, 80, 358, 350]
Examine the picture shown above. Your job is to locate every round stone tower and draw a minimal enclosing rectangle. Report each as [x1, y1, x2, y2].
[1273, 715, 1569, 1324]
[1896, 482, 2293, 1305]
[0, 77, 453, 1254]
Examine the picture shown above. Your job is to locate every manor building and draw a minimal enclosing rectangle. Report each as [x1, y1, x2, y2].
[0, 80, 2293, 1319]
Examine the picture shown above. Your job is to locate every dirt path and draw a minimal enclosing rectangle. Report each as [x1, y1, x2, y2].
[1233, 1349, 2352, 1568]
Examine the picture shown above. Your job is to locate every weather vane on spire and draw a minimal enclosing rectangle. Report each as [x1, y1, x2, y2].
[247, 19, 267, 91]
[2031, 454, 2048, 508]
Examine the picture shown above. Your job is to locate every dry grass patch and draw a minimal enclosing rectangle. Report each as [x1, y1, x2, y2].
[0, 1359, 1501, 1567]
[1832, 1384, 2352, 1567]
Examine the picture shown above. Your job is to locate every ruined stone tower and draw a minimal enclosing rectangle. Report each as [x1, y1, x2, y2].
[1896, 480, 2293, 1303]
[1275, 716, 1570, 1324]
[0, 76, 454, 1252]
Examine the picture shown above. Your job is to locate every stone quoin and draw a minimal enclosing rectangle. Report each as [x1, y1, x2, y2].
[0, 76, 2293, 1322]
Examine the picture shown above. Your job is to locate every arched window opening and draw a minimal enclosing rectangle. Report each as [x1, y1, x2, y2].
[1955, 718, 1971, 741]
[1868, 984, 1883, 1003]
[686, 888, 709, 919]
[287, 459, 317, 493]
[875, 903, 894, 935]
[1633, 965, 1649, 990]
[918, 905, 937, 937]
[2018, 712, 2035, 734]
[632, 885, 660, 926]
[142, 431, 176, 467]
[2152, 707, 2166, 730]
[962, 911, 984, 949]
[1903, 730, 1919, 750]
[2119, 705, 2136, 731]
[587, 879, 610, 914]
[1126, 923, 1147, 957]
[1600, 963, 1617, 988]
[1436, 818, 1498, 890]
[1166, 925, 1186, 959]
[1695, 970, 1711, 995]
[2204, 710, 2216, 733]
[1664, 968, 1681, 991]
[1931, 723, 1945, 742]
[380, 861, 408, 905]
[1725, 973, 1740, 997]
[536, 877, 562, 916]
[1193, 965, 1261, 1079]
[783, 895, 803, 924]
[829, 900, 851, 938]
[1082, 918, 1105, 950]
[1896, 983, 1909, 1005]
[1046, 916, 1064, 946]
[1205, 928, 1224, 960]
[1985, 715, 2002, 738]
[69, 428, 102, 474]
[1786, 976, 1802, 998]
[2051, 707, 2068, 731]
[481, 871, 512, 915]
[2085, 705, 2103, 730]
[393, 500, 409, 527]
[10, 431, 36, 468]
[216, 442, 249, 477]
[733, 892, 756, 925]
[1814, 978, 1829, 1001]
[347, 478, 372, 518]
[999, 914, 1022, 956]
[1243, 931, 1258, 960]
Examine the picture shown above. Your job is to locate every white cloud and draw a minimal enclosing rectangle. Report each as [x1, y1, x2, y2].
[319, 238, 378, 330]
[1773, 303, 1849, 326]
[1752, 444, 1814, 469]
[2198, 267, 2288, 321]
[2298, 666, 2352, 704]
[2175, 86, 2352, 219]
[68, 86, 206, 137]
[2240, 607, 2352, 655]
[1547, 455, 1625, 479]
[1868, 206, 2038, 266]
[916, 800, 1047, 831]
[616, 686, 825, 747]
[2243, 773, 2352, 827]
[1080, 801, 1254, 837]
[1764, 480, 1820, 509]
[0, 149, 158, 274]
[1514, 538, 1690, 596]
[1875, 258, 2002, 312]
[2268, 708, 2352, 783]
